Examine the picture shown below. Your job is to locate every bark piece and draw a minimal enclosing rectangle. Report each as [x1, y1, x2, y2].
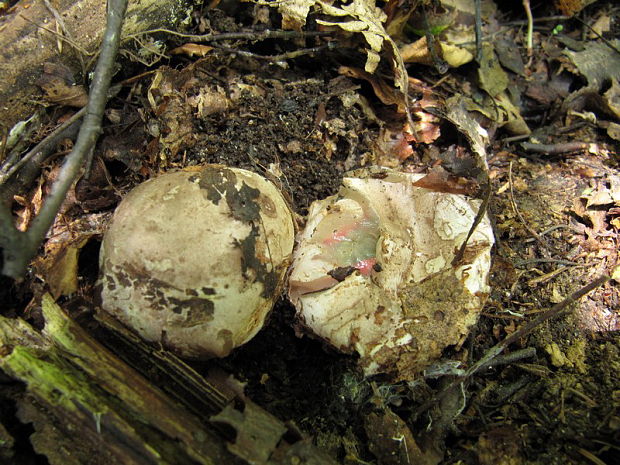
[0, 294, 239, 465]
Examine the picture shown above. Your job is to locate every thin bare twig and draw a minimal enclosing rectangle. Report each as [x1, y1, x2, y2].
[501, 15, 570, 26]
[474, 274, 608, 367]
[43, 0, 85, 72]
[521, 141, 590, 155]
[212, 41, 337, 62]
[123, 28, 332, 43]
[453, 180, 491, 265]
[482, 346, 537, 369]
[121, 28, 336, 68]
[0, 0, 128, 279]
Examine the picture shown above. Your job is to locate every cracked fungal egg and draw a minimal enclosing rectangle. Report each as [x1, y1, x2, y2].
[288, 168, 494, 380]
[98, 165, 294, 359]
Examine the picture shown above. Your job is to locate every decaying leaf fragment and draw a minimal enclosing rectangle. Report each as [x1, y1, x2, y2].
[565, 40, 620, 93]
[35, 236, 93, 299]
[477, 44, 508, 98]
[364, 408, 426, 465]
[400, 35, 473, 68]
[271, 0, 316, 30]
[317, 0, 388, 74]
[339, 65, 405, 111]
[37, 62, 88, 108]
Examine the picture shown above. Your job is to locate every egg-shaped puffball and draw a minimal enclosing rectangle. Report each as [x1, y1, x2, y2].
[99, 166, 294, 359]
[288, 168, 494, 379]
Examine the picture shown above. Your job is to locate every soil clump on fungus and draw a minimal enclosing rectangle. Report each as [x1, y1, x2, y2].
[0, 1, 618, 464]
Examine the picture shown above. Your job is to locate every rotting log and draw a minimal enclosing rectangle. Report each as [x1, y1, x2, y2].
[0, 294, 239, 465]
[0, 0, 185, 129]
[0, 294, 341, 465]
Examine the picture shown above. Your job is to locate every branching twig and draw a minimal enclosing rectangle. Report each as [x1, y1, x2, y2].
[414, 274, 610, 419]
[520, 141, 590, 155]
[501, 15, 570, 26]
[124, 28, 332, 43]
[212, 41, 337, 62]
[0, 107, 86, 187]
[469, 274, 608, 371]
[453, 180, 491, 265]
[0, 0, 128, 279]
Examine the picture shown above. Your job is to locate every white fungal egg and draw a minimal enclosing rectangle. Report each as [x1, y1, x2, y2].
[288, 168, 494, 379]
[98, 166, 294, 359]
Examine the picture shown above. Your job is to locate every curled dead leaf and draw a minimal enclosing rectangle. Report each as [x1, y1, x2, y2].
[339, 65, 406, 112]
[412, 166, 479, 196]
[35, 236, 92, 299]
[37, 62, 88, 108]
[169, 43, 214, 58]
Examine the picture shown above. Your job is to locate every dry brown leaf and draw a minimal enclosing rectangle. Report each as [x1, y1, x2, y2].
[411, 108, 441, 144]
[603, 79, 620, 120]
[478, 44, 508, 98]
[408, 77, 442, 144]
[589, 14, 611, 38]
[400, 36, 431, 64]
[14, 180, 44, 232]
[37, 62, 88, 108]
[443, 95, 489, 173]
[317, 0, 387, 74]
[373, 127, 415, 166]
[363, 408, 429, 465]
[565, 40, 620, 91]
[336, 67, 441, 145]
[338, 66, 404, 111]
[14, 195, 33, 232]
[495, 92, 531, 136]
[272, 0, 315, 30]
[186, 86, 230, 117]
[412, 166, 479, 196]
[169, 43, 214, 57]
[36, 236, 92, 298]
[606, 122, 620, 141]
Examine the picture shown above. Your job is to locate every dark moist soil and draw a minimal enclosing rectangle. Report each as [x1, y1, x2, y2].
[2, 2, 619, 465]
